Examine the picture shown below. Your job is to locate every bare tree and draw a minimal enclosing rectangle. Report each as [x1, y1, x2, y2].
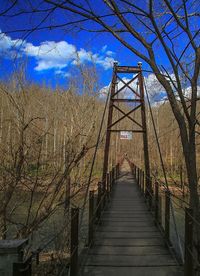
[3, 0, 199, 208]
[34, 0, 199, 214]
[1, 0, 200, 262]
[0, 66, 100, 248]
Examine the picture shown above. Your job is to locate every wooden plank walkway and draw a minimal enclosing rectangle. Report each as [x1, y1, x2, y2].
[80, 164, 183, 276]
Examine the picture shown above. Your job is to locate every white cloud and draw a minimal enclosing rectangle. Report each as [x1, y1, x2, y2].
[24, 40, 116, 72]
[55, 69, 71, 78]
[0, 30, 24, 57]
[106, 50, 114, 56]
[0, 31, 116, 75]
[24, 41, 76, 71]
[182, 86, 200, 98]
[96, 56, 117, 70]
[72, 48, 94, 65]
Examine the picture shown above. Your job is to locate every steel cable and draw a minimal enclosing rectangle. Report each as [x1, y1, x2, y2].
[143, 75, 184, 263]
[79, 83, 111, 227]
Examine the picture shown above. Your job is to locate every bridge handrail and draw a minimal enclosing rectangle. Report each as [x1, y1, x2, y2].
[127, 159, 200, 276]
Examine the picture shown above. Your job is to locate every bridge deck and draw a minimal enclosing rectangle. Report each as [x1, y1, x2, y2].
[81, 166, 183, 276]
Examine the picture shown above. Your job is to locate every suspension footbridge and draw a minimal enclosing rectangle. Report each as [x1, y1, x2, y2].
[10, 63, 199, 276]
[81, 160, 183, 276]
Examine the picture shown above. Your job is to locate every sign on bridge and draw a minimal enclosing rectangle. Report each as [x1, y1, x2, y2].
[120, 131, 132, 140]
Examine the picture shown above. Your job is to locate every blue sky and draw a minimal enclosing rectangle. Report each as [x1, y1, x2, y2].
[0, 0, 197, 96]
[0, 13, 140, 88]
[0, 1, 155, 88]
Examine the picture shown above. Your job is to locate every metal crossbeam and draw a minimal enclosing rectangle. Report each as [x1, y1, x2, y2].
[111, 103, 143, 129]
[112, 74, 139, 98]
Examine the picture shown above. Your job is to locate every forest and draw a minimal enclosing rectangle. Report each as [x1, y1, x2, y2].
[0, 0, 199, 275]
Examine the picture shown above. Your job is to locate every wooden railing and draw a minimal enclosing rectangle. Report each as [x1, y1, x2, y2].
[69, 163, 120, 276]
[12, 163, 120, 276]
[128, 159, 200, 276]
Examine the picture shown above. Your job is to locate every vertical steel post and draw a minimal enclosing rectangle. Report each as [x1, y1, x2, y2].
[138, 168, 140, 188]
[140, 170, 143, 191]
[135, 167, 137, 184]
[96, 182, 102, 222]
[165, 191, 170, 244]
[138, 63, 151, 200]
[155, 182, 159, 224]
[70, 208, 79, 276]
[109, 171, 112, 193]
[117, 164, 119, 178]
[88, 191, 94, 246]
[112, 167, 115, 186]
[184, 208, 194, 276]
[102, 64, 117, 186]
[64, 175, 71, 212]
[106, 172, 110, 200]
[142, 170, 145, 194]
[158, 195, 162, 225]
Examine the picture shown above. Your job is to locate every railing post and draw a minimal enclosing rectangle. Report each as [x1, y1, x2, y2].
[138, 168, 141, 189]
[117, 164, 119, 177]
[158, 195, 162, 225]
[96, 182, 102, 222]
[64, 175, 71, 212]
[115, 165, 117, 179]
[146, 177, 152, 211]
[184, 208, 194, 276]
[140, 169, 143, 192]
[70, 207, 79, 276]
[132, 164, 134, 177]
[136, 167, 138, 185]
[154, 181, 159, 224]
[165, 191, 170, 244]
[106, 172, 110, 200]
[88, 191, 94, 247]
[142, 170, 145, 194]
[131, 164, 134, 176]
[134, 166, 136, 179]
[102, 179, 106, 208]
[112, 167, 115, 186]
[109, 171, 113, 193]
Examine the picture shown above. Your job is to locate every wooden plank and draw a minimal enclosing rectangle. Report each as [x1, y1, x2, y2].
[94, 238, 165, 247]
[88, 245, 170, 255]
[102, 217, 153, 222]
[82, 266, 183, 276]
[96, 231, 161, 239]
[97, 226, 159, 232]
[85, 254, 178, 266]
[102, 221, 156, 227]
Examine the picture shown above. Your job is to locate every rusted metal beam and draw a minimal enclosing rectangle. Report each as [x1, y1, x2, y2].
[109, 129, 145, 133]
[113, 74, 139, 98]
[112, 103, 143, 129]
[113, 98, 142, 102]
[116, 65, 140, 73]
[102, 63, 117, 185]
[138, 64, 151, 198]
[108, 105, 143, 129]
